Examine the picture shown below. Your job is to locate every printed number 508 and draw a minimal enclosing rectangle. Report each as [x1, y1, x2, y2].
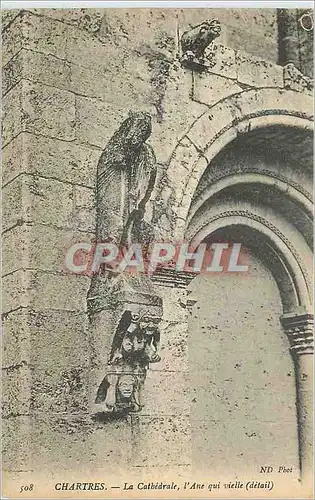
[20, 484, 34, 493]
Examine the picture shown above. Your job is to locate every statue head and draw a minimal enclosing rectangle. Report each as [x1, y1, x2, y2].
[207, 19, 221, 37]
[121, 334, 134, 353]
[138, 313, 161, 332]
[125, 111, 152, 149]
[117, 374, 136, 400]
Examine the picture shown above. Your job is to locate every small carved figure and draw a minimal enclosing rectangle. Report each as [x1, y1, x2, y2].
[109, 311, 161, 367]
[95, 369, 144, 413]
[94, 309, 161, 415]
[180, 19, 221, 70]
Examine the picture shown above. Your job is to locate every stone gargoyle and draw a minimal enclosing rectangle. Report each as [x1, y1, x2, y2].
[180, 19, 221, 70]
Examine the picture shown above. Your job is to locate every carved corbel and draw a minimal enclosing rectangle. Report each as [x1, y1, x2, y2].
[283, 63, 314, 93]
[94, 306, 162, 416]
[180, 19, 221, 71]
[281, 311, 314, 356]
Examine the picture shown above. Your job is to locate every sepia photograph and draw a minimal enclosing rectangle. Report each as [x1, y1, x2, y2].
[1, 1, 314, 498]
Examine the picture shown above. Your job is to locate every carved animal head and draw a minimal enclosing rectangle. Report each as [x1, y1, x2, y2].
[181, 19, 221, 56]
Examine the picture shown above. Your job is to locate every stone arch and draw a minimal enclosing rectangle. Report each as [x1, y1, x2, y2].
[162, 87, 313, 240]
[188, 213, 311, 313]
[187, 173, 313, 228]
[162, 87, 313, 483]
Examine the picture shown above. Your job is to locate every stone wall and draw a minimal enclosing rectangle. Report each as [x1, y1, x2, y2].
[2, 6, 313, 489]
[188, 257, 299, 478]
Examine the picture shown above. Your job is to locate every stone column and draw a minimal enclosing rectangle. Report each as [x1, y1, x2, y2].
[277, 9, 300, 68]
[281, 311, 314, 487]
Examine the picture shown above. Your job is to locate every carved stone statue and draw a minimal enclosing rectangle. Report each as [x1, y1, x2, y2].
[88, 112, 163, 418]
[87, 111, 159, 316]
[94, 310, 161, 415]
[180, 19, 221, 70]
[95, 110, 157, 246]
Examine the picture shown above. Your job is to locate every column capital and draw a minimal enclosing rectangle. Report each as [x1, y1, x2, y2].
[281, 311, 314, 355]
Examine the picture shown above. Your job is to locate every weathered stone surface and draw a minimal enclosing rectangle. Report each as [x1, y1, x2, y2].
[187, 256, 299, 474]
[2, 79, 23, 145]
[3, 270, 90, 314]
[2, 80, 76, 146]
[23, 11, 68, 59]
[21, 81, 76, 140]
[29, 8, 104, 34]
[2, 175, 73, 232]
[3, 308, 89, 368]
[149, 63, 208, 163]
[2, 175, 25, 232]
[157, 320, 188, 372]
[29, 416, 132, 475]
[2, 133, 99, 187]
[191, 418, 299, 477]
[142, 370, 189, 415]
[3, 49, 71, 97]
[205, 43, 237, 79]
[2, 11, 24, 65]
[2, 175, 96, 235]
[75, 96, 126, 148]
[72, 186, 95, 233]
[193, 72, 243, 108]
[132, 415, 191, 467]
[31, 367, 89, 416]
[2, 416, 31, 471]
[2, 308, 30, 368]
[1, 6, 313, 489]
[2, 363, 31, 418]
[236, 50, 284, 88]
[1, 9, 21, 31]
[2, 223, 93, 276]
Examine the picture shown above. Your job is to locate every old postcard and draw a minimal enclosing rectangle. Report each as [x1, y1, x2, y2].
[1, 2, 314, 499]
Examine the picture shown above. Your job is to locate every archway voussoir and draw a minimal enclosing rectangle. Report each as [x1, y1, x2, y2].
[230, 87, 313, 120]
[187, 100, 239, 152]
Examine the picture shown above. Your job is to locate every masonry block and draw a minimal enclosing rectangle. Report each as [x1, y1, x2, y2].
[72, 185, 96, 233]
[236, 50, 284, 88]
[193, 72, 242, 108]
[2, 133, 99, 187]
[29, 415, 132, 475]
[3, 224, 93, 276]
[3, 176, 67, 231]
[2, 416, 31, 471]
[131, 415, 191, 467]
[75, 96, 126, 148]
[3, 49, 71, 97]
[2, 80, 76, 146]
[142, 370, 190, 415]
[3, 270, 90, 314]
[205, 43, 237, 79]
[2, 11, 24, 66]
[2, 363, 31, 418]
